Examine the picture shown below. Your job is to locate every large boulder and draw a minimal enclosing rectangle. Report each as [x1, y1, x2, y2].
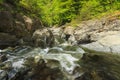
[73, 20, 103, 43]
[0, 10, 42, 47]
[0, 33, 18, 49]
[50, 27, 66, 45]
[72, 19, 120, 44]
[0, 11, 14, 33]
[0, 11, 31, 41]
[32, 29, 54, 48]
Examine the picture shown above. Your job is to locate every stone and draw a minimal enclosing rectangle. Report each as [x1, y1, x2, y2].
[14, 21, 29, 38]
[0, 70, 8, 80]
[0, 33, 18, 49]
[50, 27, 65, 45]
[0, 11, 14, 33]
[81, 42, 111, 53]
[98, 34, 120, 46]
[110, 45, 120, 54]
[0, 54, 8, 62]
[32, 29, 54, 48]
[24, 57, 67, 80]
[23, 15, 33, 32]
[81, 34, 120, 54]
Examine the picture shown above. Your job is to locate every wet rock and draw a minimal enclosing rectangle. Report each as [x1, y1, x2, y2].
[0, 54, 8, 62]
[50, 27, 65, 45]
[0, 11, 14, 33]
[40, 54, 79, 74]
[9, 67, 30, 80]
[0, 70, 8, 80]
[1, 61, 12, 70]
[0, 33, 18, 49]
[24, 57, 68, 80]
[81, 42, 111, 53]
[32, 29, 54, 48]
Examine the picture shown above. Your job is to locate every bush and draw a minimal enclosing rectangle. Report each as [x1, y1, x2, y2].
[19, 0, 80, 26]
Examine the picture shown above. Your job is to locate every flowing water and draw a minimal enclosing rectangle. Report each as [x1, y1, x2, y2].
[0, 44, 120, 80]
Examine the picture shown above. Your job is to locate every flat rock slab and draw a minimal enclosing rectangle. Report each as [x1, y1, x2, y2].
[81, 42, 111, 53]
[81, 35, 120, 54]
[98, 35, 120, 46]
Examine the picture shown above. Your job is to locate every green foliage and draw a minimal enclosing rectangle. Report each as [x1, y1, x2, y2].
[19, 0, 80, 26]
[0, 0, 3, 4]
[1, 0, 120, 26]
[78, 0, 120, 21]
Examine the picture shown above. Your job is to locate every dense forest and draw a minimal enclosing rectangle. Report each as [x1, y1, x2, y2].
[0, 0, 120, 26]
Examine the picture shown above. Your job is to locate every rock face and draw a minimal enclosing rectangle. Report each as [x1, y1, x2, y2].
[0, 11, 14, 33]
[32, 29, 54, 48]
[53, 18, 120, 54]
[0, 10, 41, 48]
[50, 27, 65, 45]
[61, 19, 120, 43]
[0, 33, 18, 49]
[0, 11, 30, 48]
[0, 11, 30, 38]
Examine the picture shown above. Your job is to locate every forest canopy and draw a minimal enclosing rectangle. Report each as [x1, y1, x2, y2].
[1, 0, 120, 26]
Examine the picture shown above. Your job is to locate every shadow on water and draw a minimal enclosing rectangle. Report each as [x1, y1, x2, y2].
[77, 47, 120, 80]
